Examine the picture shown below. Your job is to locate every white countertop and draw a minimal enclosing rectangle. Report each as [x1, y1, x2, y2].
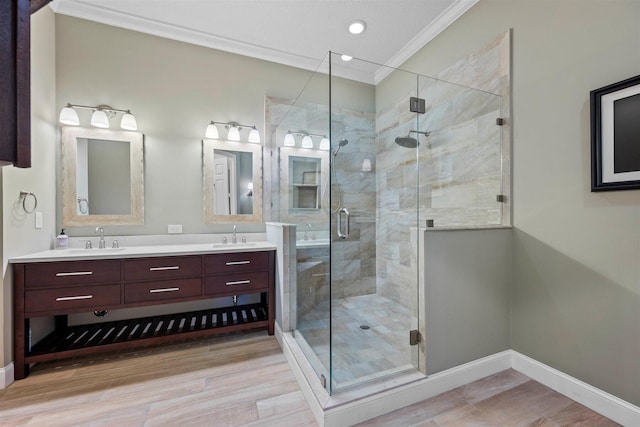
[10, 242, 276, 263]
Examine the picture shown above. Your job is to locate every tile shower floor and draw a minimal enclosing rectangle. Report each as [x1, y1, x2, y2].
[295, 293, 414, 388]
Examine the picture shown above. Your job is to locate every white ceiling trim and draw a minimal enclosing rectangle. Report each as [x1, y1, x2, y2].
[373, 0, 480, 84]
[49, 0, 476, 86]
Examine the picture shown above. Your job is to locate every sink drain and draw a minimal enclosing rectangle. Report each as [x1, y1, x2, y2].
[359, 325, 370, 330]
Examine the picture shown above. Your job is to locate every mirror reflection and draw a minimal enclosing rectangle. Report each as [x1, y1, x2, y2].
[213, 149, 253, 215]
[61, 127, 144, 226]
[203, 139, 263, 224]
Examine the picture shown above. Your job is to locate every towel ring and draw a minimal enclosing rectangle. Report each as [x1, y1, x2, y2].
[19, 191, 38, 214]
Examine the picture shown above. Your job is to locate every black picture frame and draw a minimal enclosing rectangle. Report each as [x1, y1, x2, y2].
[591, 74, 640, 191]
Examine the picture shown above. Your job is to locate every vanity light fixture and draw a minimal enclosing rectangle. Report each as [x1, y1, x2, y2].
[341, 54, 353, 62]
[247, 182, 254, 197]
[284, 130, 329, 150]
[59, 103, 138, 131]
[205, 121, 260, 143]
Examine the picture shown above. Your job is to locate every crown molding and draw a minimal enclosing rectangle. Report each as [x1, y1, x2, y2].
[373, 0, 479, 84]
[50, 0, 475, 85]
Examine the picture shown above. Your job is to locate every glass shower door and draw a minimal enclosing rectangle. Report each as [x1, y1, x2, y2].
[328, 53, 423, 392]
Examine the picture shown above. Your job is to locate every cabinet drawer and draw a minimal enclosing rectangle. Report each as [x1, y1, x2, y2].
[25, 260, 121, 288]
[124, 278, 202, 304]
[124, 256, 201, 282]
[204, 252, 269, 275]
[25, 284, 121, 315]
[205, 272, 268, 296]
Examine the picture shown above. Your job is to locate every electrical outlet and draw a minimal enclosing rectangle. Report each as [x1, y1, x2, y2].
[34, 212, 43, 229]
[168, 224, 183, 234]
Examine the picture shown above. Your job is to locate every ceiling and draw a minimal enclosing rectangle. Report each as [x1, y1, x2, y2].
[49, 0, 478, 84]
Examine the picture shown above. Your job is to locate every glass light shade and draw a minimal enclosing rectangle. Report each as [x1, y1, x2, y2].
[120, 112, 138, 131]
[248, 127, 261, 143]
[205, 122, 219, 139]
[59, 106, 80, 125]
[283, 132, 295, 147]
[319, 137, 330, 150]
[362, 158, 372, 172]
[301, 135, 313, 149]
[90, 110, 110, 128]
[227, 126, 240, 141]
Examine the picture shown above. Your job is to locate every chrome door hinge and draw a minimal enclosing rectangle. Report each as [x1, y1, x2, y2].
[410, 329, 422, 346]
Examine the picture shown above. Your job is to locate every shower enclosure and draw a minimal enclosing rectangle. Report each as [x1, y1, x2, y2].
[267, 51, 505, 395]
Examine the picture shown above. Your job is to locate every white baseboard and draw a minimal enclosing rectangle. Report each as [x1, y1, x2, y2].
[1, 363, 14, 389]
[511, 351, 640, 426]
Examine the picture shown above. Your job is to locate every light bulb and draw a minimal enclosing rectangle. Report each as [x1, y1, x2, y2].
[319, 137, 330, 150]
[248, 127, 260, 143]
[227, 126, 240, 141]
[283, 131, 295, 147]
[90, 110, 109, 128]
[59, 106, 79, 126]
[120, 112, 138, 130]
[301, 135, 313, 149]
[205, 122, 219, 139]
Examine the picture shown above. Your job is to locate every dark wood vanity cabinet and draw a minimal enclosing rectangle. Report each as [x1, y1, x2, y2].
[13, 249, 275, 380]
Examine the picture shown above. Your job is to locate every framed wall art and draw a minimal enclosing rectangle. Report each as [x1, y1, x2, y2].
[591, 74, 640, 191]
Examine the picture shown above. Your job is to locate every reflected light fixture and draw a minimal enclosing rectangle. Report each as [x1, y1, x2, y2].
[301, 135, 313, 149]
[247, 182, 254, 197]
[319, 137, 330, 151]
[362, 158, 372, 172]
[283, 131, 296, 147]
[205, 120, 260, 143]
[59, 103, 138, 130]
[348, 19, 367, 35]
[284, 130, 328, 150]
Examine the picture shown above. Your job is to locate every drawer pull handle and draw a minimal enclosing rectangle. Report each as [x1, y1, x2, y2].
[226, 280, 251, 286]
[149, 266, 180, 271]
[149, 287, 180, 293]
[56, 295, 93, 301]
[225, 261, 250, 266]
[55, 271, 93, 277]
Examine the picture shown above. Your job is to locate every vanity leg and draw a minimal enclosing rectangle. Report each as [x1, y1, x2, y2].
[13, 264, 29, 380]
[266, 251, 275, 336]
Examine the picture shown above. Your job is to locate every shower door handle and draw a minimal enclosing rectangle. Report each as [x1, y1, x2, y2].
[337, 207, 350, 239]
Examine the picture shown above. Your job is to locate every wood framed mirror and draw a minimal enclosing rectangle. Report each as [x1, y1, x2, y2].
[202, 139, 263, 224]
[61, 126, 144, 226]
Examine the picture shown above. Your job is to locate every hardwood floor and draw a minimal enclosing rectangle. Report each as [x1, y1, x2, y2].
[0, 331, 619, 426]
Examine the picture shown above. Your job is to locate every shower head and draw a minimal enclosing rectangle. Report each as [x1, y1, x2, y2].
[333, 138, 349, 157]
[394, 130, 429, 148]
[394, 136, 419, 148]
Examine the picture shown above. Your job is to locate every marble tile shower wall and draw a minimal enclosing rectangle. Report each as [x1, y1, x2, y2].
[375, 32, 510, 306]
[265, 97, 378, 309]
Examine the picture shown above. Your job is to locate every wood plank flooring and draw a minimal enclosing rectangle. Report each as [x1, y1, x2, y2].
[0, 331, 619, 426]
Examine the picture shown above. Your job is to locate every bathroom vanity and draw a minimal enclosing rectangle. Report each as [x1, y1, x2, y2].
[11, 243, 276, 380]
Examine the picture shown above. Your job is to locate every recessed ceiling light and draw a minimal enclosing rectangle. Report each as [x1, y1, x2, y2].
[341, 54, 353, 62]
[348, 20, 367, 35]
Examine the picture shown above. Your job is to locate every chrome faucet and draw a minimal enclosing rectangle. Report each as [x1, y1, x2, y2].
[232, 225, 237, 244]
[304, 223, 312, 241]
[95, 226, 105, 249]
